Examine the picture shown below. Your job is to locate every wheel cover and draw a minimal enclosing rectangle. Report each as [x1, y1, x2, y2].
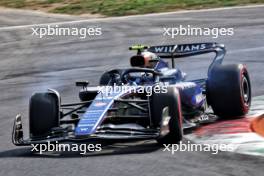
[241, 76, 250, 105]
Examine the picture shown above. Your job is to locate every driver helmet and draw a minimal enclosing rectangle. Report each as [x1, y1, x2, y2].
[141, 51, 159, 68]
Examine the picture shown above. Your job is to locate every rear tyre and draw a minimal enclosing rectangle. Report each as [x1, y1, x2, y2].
[150, 87, 182, 144]
[207, 64, 251, 118]
[29, 92, 60, 138]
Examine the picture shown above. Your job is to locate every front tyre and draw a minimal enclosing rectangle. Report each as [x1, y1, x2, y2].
[29, 91, 60, 138]
[99, 69, 123, 86]
[150, 87, 183, 144]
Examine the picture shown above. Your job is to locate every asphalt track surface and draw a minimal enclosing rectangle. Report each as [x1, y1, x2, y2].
[0, 5, 264, 176]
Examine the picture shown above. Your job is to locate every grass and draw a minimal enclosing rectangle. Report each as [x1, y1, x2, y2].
[0, 0, 263, 16]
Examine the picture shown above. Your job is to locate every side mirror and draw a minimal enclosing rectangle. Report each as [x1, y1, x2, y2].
[75, 81, 89, 88]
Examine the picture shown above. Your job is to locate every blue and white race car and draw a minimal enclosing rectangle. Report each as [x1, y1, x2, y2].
[12, 43, 251, 146]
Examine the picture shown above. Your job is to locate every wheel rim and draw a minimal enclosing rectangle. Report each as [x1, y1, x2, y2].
[161, 107, 171, 126]
[241, 76, 250, 105]
[160, 107, 171, 137]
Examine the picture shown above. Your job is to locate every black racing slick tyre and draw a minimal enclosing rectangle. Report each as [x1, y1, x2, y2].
[150, 87, 183, 144]
[99, 69, 123, 86]
[99, 72, 112, 86]
[29, 92, 60, 138]
[207, 64, 251, 118]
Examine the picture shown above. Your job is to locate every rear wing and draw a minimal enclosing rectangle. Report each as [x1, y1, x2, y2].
[147, 43, 226, 76]
[147, 43, 224, 57]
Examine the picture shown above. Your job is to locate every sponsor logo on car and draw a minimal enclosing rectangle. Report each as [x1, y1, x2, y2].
[153, 45, 177, 53]
[151, 44, 207, 53]
[94, 102, 107, 107]
[80, 128, 89, 131]
[175, 82, 196, 90]
[178, 44, 206, 52]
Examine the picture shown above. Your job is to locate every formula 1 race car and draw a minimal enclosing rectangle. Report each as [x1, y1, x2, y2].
[12, 42, 251, 146]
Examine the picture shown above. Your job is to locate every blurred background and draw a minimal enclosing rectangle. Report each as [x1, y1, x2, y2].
[0, 0, 264, 16]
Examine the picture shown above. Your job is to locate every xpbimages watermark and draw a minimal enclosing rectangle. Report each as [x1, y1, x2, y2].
[31, 25, 102, 39]
[163, 141, 237, 155]
[97, 83, 168, 97]
[163, 25, 234, 39]
[31, 141, 102, 155]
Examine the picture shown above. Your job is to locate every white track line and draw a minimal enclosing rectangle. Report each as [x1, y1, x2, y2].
[0, 4, 264, 31]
